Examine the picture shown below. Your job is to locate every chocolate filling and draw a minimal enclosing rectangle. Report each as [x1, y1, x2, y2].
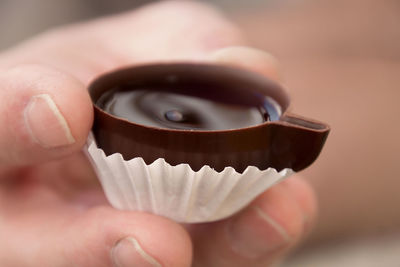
[97, 86, 281, 131]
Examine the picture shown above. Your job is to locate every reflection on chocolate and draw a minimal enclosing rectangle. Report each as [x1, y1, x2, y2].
[97, 87, 282, 130]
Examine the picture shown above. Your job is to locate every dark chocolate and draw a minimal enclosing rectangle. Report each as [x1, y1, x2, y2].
[89, 63, 330, 173]
[96, 87, 281, 131]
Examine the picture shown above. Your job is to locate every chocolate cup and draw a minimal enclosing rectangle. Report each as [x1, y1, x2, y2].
[89, 63, 329, 173]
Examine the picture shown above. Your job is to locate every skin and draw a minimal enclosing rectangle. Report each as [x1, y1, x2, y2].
[0, 1, 316, 266]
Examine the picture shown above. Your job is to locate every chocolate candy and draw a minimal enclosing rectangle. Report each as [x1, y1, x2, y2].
[89, 64, 329, 173]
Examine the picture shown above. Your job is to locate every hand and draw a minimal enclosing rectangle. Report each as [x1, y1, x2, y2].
[0, 1, 316, 266]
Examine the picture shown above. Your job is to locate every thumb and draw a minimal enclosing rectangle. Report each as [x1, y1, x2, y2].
[0, 64, 93, 165]
[2, 206, 193, 267]
[61, 208, 193, 267]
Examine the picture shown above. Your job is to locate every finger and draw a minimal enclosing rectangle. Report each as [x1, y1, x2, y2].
[191, 177, 316, 267]
[101, 0, 245, 63]
[210, 46, 281, 81]
[2, 206, 192, 267]
[66, 208, 193, 267]
[0, 64, 93, 166]
[0, 1, 247, 84]
[281, 175, 318, 233]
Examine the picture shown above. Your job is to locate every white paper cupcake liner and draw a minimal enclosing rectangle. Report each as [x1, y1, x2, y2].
[85, 134, 294, 223]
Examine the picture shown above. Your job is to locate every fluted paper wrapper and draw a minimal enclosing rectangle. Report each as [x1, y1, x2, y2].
[85, 134, 294, 223]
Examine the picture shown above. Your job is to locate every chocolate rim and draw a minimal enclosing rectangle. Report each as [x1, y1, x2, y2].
[89, 63, 330, 173]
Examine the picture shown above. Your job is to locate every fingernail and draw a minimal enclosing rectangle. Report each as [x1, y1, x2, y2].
[111, 237, 162, 267]
[24, 94, 75, 148]
[210, 46, 281, 81]
[226, 206, 291, 259]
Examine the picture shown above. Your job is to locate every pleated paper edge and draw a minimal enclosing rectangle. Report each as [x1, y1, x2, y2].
[84, 133, 294, 223]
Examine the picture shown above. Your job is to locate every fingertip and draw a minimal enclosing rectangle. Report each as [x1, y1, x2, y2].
[282, 175, 318, 230]
[49, 68, 94, 149]
[210, 46, 281, 81]
[0, 64, 93, 164]
[221, 184, 305, 260]
[253, 184, 305, 241]
[125, 212, 193, 267]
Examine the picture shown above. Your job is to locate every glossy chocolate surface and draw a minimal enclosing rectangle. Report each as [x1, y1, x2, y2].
[96, 86, 281, 131]
[89, 64, 329, 173]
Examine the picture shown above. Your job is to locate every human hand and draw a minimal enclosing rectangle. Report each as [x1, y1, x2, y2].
[0, 1, 316, 266]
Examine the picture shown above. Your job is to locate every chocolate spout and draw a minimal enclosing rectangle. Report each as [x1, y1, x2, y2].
[268, 113, 330, 171]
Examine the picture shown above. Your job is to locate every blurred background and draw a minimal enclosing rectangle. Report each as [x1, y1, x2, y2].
[1, 0, 399, 266]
